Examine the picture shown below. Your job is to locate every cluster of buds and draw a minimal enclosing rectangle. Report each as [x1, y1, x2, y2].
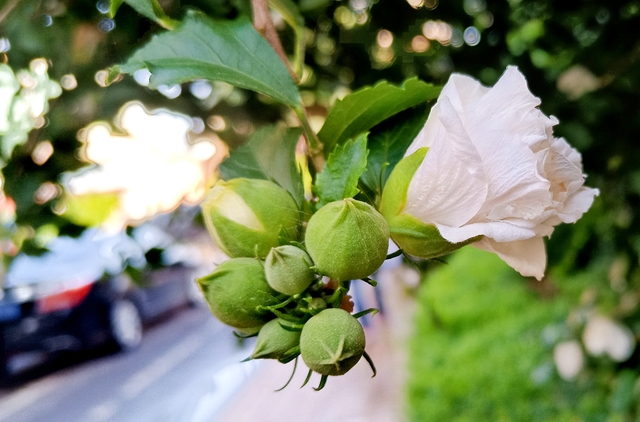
[198, 178, 389, 390]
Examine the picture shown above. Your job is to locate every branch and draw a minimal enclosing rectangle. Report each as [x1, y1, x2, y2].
[600, 40, 640, 87]
[251, 0, 324, 171]
[0, 0, 21, 24]
[251, 0, 300, 83]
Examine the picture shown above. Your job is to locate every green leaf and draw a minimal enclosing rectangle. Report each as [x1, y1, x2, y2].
[109, 0, 178, 29]
[110, 12, 301, 107]
[360, 104, 429, 197]
[63, 193, 120, 227]
[610, 370, 637, 413]
[314, 134, 368, 208]
[318, 78, 441, 153]
[219, 124, 304, 207]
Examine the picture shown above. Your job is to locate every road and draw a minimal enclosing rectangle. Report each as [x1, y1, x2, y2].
[0, 306, 260, 422]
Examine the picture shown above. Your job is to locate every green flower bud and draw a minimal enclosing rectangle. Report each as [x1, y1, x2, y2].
[300, 308, 365, 376]
[308, 297, 327, 312]
[380, 148, 478, 259]
[305, 198, 389, 281]
[197, 258, 280, 333]
[201, 178, 300, 258]
[251, 319, 301, 360]
[265, 245, 315, 295]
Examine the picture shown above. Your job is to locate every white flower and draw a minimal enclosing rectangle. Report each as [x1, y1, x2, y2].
[553, 340, 584, 381]
[557, 65, 600, 100]
[402, 66, 599, 279]
[582, 314, 635, 362]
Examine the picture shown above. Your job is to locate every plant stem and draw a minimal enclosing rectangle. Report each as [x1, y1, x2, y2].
[251, 0, 299, 83]
[251, 0, 324, 170]
[0, 0, 20, 24]
[294, 105, 325, 171]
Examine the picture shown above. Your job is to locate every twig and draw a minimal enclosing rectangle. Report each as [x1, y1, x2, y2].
[600, 40, 640, 87]
[251, 0, 300, 83]
[251, 0, 325, 171]
[0, 0, 21, 24]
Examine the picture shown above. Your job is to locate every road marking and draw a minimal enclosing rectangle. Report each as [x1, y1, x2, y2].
[120, 332, 204, 400]
[86, 399, 119, 422]
[0, 376, 60, 421]
[188, 347, 261, 422]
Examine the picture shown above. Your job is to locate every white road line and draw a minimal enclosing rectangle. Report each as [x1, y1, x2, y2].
[120, 332, 205, 400]
[86, 399, 119, 422]
[0, 376, 60, 422]
[188, 347, 262, 422]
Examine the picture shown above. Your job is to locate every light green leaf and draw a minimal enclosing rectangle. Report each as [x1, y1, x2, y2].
[314, 134, 368, 208]
[360, 104, 429, 197]
[63, 193, 120, 227]
[219, 124, 304, 207]
[109, 0, 178, 29]
[318, 78, 441, 153]
[110, 12, 301, 107]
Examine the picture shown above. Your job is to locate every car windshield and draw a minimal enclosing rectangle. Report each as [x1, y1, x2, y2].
[4, 229, 144, 288]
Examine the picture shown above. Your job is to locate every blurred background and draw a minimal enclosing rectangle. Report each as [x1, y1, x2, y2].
[0, 0, 639, 420]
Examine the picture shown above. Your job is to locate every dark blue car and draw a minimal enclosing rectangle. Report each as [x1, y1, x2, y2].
[0, 227, 203, 377]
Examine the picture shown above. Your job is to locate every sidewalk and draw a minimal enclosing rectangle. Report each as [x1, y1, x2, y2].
[213, 264, 419, 422]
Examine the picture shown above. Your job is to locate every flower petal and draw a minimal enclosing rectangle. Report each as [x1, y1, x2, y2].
[557, 186, 599, 223]
[439, 73, 490, 112]
[467, 67, 556, 158]
[436, 218, 552, 244]
[405, 74, 489, 154]
[474, 236, 547, 280]
[471, 131, 552, 222]
[543, 138, 586, 201]
[404, 98, 487, 227]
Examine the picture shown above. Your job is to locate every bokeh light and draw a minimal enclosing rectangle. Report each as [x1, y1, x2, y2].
[376, 30, 394, 49]
[66, 102, 226, 226]
[32, 141, 54, 165]
[411, 35, 430, 53]
[60, 74, 78, 90]
[464, 26, 481, 46]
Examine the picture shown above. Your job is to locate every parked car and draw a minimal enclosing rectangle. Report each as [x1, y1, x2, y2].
[0, 227, 204, 378]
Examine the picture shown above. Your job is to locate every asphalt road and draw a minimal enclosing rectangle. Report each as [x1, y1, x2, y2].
[0, 306, 260, 422]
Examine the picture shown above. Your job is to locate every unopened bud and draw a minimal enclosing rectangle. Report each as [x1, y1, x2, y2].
[201, 178, 300, 258]
[265, 245, 315, 295]
[197, 258, 280, 334]
[305, 198, 389, 281]
[300, 308, 365, 376]
[251, 318, 301, 360]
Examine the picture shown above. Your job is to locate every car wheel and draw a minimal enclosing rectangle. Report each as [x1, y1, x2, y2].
[108, 299, 142, 351]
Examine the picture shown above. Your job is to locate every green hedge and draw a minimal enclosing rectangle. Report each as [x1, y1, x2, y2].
[407, 248, 620, 422]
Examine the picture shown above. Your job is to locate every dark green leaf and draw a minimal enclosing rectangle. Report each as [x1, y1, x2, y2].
[109, 0, 178, 29]
[219, 124, 304, 207]
[360, 104, 429, 196]
[318, 78, 440, 153]
[298, 0, 333, 12]
[110, 12, 301, 107]
[314, 134, 368, 208]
